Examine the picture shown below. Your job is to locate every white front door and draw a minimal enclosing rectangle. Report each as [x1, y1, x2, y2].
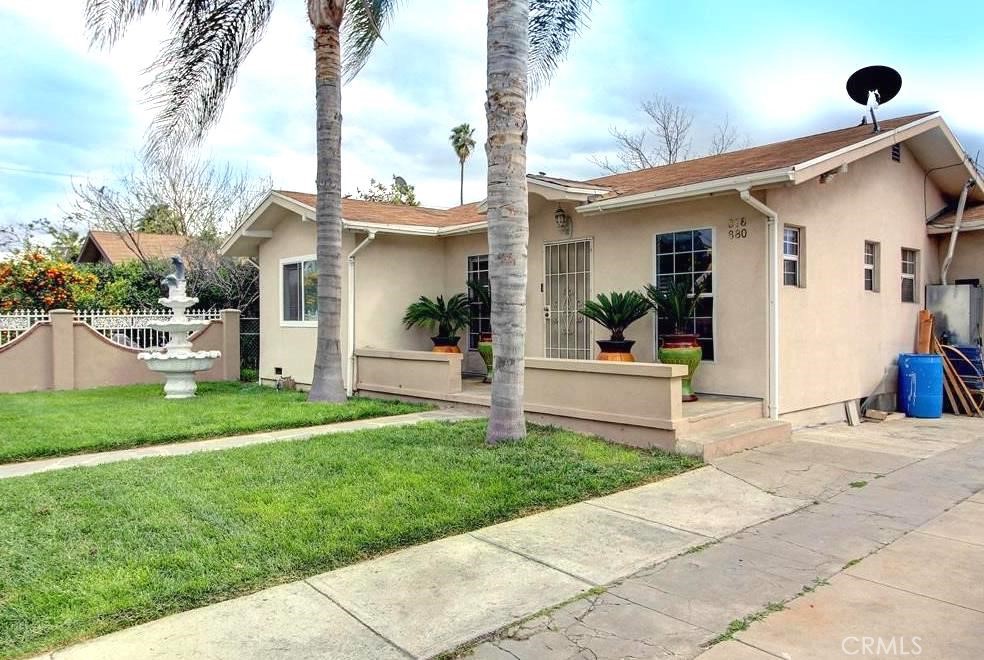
[544, 238, 593, 359]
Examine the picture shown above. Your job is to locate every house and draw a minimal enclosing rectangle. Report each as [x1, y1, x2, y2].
[77, 230, 189, 265]
[221, 112, 984, 455]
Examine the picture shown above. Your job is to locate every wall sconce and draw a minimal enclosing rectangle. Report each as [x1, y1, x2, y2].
[554, 207, 573, 236]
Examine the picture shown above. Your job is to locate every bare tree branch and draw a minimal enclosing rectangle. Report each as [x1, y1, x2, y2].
[640, 95, 693, 165]
[709, 114, 750, 155]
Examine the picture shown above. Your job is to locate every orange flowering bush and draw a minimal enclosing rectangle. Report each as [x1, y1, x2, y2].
[0, 251, 98, 311]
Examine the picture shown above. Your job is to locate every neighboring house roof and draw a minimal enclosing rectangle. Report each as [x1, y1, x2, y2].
[276, 191, 485, 228]
[77, 230, 189, 265]
[586, 113, 936, 197]
[927, 203, 984, 234]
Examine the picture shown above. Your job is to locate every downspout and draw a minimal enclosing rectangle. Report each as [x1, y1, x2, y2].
[941, 179, 976, 285]
[346, 231, 376, 396]
[739, 190, 781, 420]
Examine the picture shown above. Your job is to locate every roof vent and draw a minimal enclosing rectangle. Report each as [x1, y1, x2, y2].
[891, 144, 902, 162]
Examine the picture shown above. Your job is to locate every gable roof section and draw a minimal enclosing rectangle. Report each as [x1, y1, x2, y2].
[77, 230, 189, 265]
[276, 191, 484, 228]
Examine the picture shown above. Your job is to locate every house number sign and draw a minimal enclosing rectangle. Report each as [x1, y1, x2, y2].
[728, 217, 748, 240]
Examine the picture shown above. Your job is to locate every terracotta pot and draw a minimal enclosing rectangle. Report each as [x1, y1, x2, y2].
[658, 333, 701, 401]
[431, 336, 461, 354]
[596, 339, 636, 362]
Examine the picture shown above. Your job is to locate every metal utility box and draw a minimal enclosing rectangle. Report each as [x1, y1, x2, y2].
[926, 284, 984, 346]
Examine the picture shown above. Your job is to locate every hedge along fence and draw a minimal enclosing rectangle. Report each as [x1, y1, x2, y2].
[0, 309, 240, 394]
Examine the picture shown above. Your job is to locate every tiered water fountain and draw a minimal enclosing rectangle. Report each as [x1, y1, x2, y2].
[138, 256, 220, 399]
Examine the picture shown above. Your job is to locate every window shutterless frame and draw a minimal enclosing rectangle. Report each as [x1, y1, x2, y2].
[466, 254, 491, 350]
[901, 248, 919, 303]
[279, 254, 318, 327]
[864, 241, 880, 292]
[652, 227, 715, 362]
[782, 226, 802, 287]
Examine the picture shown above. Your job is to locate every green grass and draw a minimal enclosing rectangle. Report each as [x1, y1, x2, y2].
[0, 382, 426, 463]
[0, 420, 700, 659]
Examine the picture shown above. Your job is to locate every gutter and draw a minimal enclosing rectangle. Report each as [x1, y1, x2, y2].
[738, 190, 781, 420]
[346, 231, 376, 396]
[941, 179, 976, 285]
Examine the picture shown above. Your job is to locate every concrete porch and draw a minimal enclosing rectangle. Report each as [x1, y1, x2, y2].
[354, 349, 789, 458]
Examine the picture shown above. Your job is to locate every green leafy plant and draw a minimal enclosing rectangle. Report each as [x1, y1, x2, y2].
[643, 275, 708, 335]
[467, 278, 491, 309]
[579, 291, 650, 341]
[403, 293, 471, 338]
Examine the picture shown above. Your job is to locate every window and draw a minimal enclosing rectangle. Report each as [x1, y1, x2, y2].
[901, 248, 919, 303]
[654, 229, 714, 360]
[782, 226, 802, 287]
[281, 257, 317, 323]
[466, 254, 491, 349]
[864, 241, 880, 292]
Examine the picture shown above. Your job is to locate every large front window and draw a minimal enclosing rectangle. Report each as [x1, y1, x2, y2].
[654, 229, 714, 360]
[466, 254, 491, 349]
[282, 257, 317, 323]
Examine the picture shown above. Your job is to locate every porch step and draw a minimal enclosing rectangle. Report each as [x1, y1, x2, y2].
[674, 418, 791, 461]
[682, 399, 765, 436]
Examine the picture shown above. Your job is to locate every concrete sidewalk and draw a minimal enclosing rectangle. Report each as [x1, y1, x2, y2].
[32, 416, 984, 660]
[0, 409, 479, 480]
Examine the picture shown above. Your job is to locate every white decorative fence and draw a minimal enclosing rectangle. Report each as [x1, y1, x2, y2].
[0, 309, 221, 348]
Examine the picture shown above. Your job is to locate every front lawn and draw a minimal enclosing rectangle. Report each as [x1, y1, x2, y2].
[0, 420, 700, 659]
[0, 382, 426, 463]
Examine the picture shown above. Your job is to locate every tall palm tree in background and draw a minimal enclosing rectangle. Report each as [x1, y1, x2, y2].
[449, 123, 477, 205]
[485, 0, 592, 443]
[83, 0, 397, 403]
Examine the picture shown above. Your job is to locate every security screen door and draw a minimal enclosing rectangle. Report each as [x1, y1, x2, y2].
[544, 238, 593, 359]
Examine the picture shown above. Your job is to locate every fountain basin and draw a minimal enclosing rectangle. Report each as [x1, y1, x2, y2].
[138, 351, 221, 399]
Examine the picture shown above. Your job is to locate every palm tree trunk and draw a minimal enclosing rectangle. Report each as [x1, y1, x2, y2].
[485, 0, 529, 443]
[459, 159, 465, 206]
[307, 8, 347, 403]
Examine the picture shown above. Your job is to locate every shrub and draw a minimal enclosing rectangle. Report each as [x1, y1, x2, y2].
[0, 251, 98, 310]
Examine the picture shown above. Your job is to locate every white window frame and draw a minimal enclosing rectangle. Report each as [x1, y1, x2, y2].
[782, 225, 804, 288]
[651, 226, 716, 363]
[279, 254, 318, 327]
[864, 241, 880, 293]
[901, 248, 919, 304]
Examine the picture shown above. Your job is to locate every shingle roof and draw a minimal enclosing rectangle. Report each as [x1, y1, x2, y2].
[930, 202, 984, 229]
[585, 112, 937, 197]
[276, 191, 484, 228]
[78, 230, 189, 265]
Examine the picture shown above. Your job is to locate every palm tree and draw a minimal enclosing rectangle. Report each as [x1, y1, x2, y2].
[83, 0, 397, 403]
[449, 123, 476, 206]
[484, 0, 592, 443]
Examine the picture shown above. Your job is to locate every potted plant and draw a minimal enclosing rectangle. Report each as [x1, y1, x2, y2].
[467, 279, 494, 382]
[644, 277, 707, 401]
[578, 290, 650, 361]
[403, 293, 471, 353]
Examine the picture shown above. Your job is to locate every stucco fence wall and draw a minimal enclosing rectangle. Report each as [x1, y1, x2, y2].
[0, 309, 240, 394]
[354, 348, 687, 449]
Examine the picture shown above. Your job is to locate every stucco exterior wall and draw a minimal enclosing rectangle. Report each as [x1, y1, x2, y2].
[937, 230, 984, 284]
[767, 144, 946, 413]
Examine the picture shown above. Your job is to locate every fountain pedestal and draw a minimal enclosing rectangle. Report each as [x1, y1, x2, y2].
[138, 257, 220, 399]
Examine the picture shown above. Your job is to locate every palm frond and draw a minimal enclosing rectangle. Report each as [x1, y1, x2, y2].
[579, 290, 649, 341]
[403, 293, 471, 337]
[528, 0, 593, 92]
[643, 277, 708, 335]
[343, 0, 401, 81]
[467, 278, 491, 308]
[141, 0, 274, 160]
[84, 0, 166, 48]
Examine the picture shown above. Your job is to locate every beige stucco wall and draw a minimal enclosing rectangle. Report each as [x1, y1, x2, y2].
[767, 144, 946, 413]
[937, 230, 984, 284]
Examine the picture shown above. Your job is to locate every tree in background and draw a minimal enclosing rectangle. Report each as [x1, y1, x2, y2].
[354, 175, 420, 206]
[0, 218, 83, 261]
[0, 251, 97, 311]
[483, 0, 593, 443]
[449, 123, 477, 205]
[590, 95, 750, 173]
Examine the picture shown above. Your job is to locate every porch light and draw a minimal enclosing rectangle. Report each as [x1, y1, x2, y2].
[554, 207, 573, 236]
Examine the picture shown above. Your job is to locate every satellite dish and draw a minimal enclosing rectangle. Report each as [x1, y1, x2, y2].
[393, 175, 408, 189]
[846, 66, 902, 132]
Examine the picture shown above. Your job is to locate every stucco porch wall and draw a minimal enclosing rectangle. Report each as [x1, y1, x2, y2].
[766, 144, 946, 413]
[353, 349, 688, 445]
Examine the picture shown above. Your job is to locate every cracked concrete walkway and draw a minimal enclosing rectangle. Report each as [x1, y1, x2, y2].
[30, 416, 984, 660]
[0, 408, 479, 480]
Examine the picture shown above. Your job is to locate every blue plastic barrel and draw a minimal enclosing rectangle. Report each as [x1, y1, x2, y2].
[898, 353, 943, 418]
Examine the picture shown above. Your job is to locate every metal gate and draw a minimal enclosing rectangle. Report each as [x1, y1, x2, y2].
[544, 238, 593, 359]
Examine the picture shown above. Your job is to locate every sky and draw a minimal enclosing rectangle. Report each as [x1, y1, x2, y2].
[1, 0, 983, 225]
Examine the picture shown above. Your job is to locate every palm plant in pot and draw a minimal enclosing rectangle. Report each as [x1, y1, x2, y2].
[644, 277, 708, 401]
[579, 291, 651, 361]
[403, 293, 471, 353]
[467, 279, 494, 382]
